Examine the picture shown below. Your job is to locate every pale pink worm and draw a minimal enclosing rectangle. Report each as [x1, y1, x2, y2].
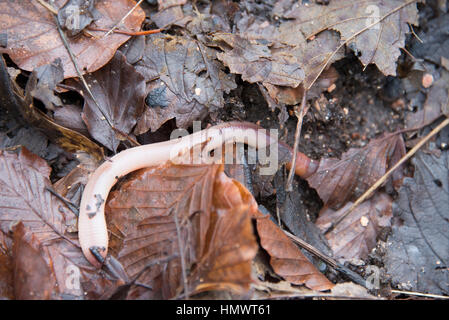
[78, 122, 318, 267]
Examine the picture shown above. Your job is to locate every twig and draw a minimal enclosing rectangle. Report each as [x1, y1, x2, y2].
[308, 0, 419, 89]
[36, 1, 141, 149]
[174, 210, 189, 299]
[284, 230, 368, 288]
[103, 0, 144, 38]
[324, 117, 449, 235]
[391, 289, 449, 299]
[286, 91, 307, 191]
[35, 0, 58, 14]
[408, 23, 423, 43]
[45, 186, 79, 217]
[88, 27, 161, 36]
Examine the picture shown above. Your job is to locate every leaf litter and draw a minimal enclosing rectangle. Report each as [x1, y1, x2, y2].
[0, 0, 448, 300]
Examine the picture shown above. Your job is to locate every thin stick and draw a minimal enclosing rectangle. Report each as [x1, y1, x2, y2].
[37, 1, 140, 149]
[324, 117, 449, 235]
[174, 210, 189, 299]
[103, 0, 144, 38]
[308, 0, 419, 89]
[35, 0, 58, 14]
[391, 289, 449, 299]
[286, 91, 307, 191]
[88, 27, 161, 36]
[45, 186, 79, 217]
[284, 230, 368, 288]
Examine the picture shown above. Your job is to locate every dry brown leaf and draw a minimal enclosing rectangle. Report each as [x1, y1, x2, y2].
[229, 179, 334, 291]
[68, 51, 146, 152]
[307, 133, 406, 209]
[134, 34, 236, 133]
[2, 0, 145, 78]
[316, 192, 393, 262]
[0, 147, 112, 299]
[0, 231, 13, 300]
[0, 56, 104, 161]
[213, 32, 305, 88]
[216, 19, 342, 103]
[106, 163, 257, 299]
[253, 211, 334, 291]
[275, 0, 421, 77]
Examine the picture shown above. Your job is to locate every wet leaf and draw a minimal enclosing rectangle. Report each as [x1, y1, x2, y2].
[2, 0, 145, 78]
[134, 34, 236, 133]
[307, 133, 406, 209]
[106, 163, 257, 299]
[68, 51, 146, 152]
[0, 55, 104, 161]
[406, 70, 449, 129]
[254, 209, 334, 291]
[230, 178, 334, 291]
[0, 147, 104, 299]
[316, 192, 393, 262]
[275, 0, 421, 77]
[213, 32, 305, 88]
[384, 151, 449, 295]
[57, 0, 99, 37]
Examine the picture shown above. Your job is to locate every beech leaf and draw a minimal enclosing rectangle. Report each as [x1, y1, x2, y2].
[1, 0, 145, 78]
[69, 51, 146, 152]
[307, 133, 406, 209]
[106, 163, 257, 299]
[275, 0, 421, 76]
[384, 151, 449, 295]
[134, 34, 236, 133]
[316, 192, 393, 262]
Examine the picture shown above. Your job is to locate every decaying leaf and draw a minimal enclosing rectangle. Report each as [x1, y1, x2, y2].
[229, 178, 334, 291]
[27, 59, 64, 111]
[384, 150, 449, 295]
[57, 0, 99, 37]
[307, 132, 406, 209]
[134, 34, 236, 133]
[215, 17, 343, 104]
[316, 192, 393, 263]
[275, 0, 421, 77]
[1, 0, 145, 78]
[0, 56, 104, 161]
[406, 69, 449, 129]
[69, 51, 146, 152]
[213, 32, 305, 88]
[0, 147, 108, 299]
[106, 163, 257, 299]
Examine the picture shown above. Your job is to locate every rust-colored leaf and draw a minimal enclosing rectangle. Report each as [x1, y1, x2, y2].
[0, 147, 111, 299]
[68, 51, 146, 152]
[2, 0, 145, 78]
[253, 211, 334, 291]
[229, 179, 334, 291]
[316, 192, 393, 262]
[106, 163, 257, 299]
[307, 133, 406, 209]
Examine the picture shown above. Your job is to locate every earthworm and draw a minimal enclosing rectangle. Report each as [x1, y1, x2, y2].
[78, 121, 318, 267]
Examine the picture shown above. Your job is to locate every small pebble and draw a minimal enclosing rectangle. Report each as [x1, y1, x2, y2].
[422, 73, 434, 88]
